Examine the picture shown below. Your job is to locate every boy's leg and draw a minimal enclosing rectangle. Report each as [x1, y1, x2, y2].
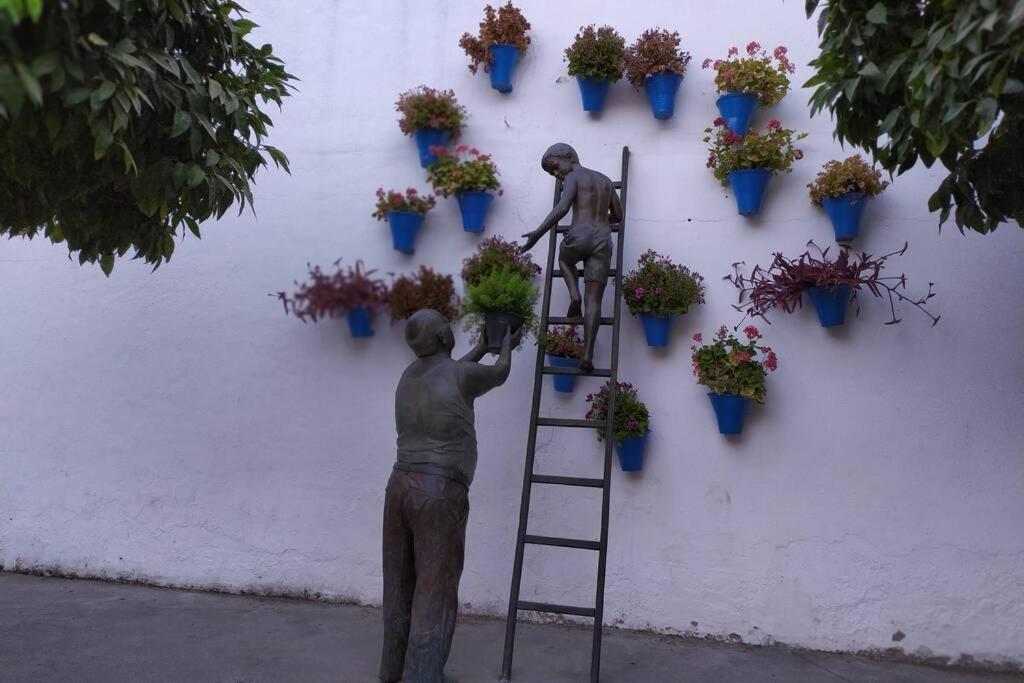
[558, 252, 583, 319]
[580, 281, 605, 372]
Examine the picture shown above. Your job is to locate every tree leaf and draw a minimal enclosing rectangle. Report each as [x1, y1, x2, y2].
[170, 109, 191, 137]
[866, 3, 887, 25]
[14, 63, 42, 105]
[100, 253, 115, 276]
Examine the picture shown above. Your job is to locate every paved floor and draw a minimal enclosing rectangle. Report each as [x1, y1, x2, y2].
[0, 573, 1019, 683]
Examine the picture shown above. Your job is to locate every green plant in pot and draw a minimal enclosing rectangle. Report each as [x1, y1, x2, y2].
[691, 325, 777, 435]
[808, 155, 890, 242]
[564, 24, 625, 113]
[623, 249, 705, 348]
[463, 268, 539, 353]
[584, 381, 651, 471]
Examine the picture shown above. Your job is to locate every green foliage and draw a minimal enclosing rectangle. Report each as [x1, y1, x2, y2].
[805, 0, 1024, 234]
[458, 2, 531, 75]
[0, 0, 293, 274]
[622, 249, 704, 317]
[622, 28, 691, 89]
[427, 145, 501, 197]
[462, 267, 539, 340]
[585, 381, 649, 444]
[691, 325, 777, 404]
[564, 24, 624, 82]
[808, 154, 889, 206]
[704, 120, 807, 185]
[394, 86, 465, 137]
[701, 42, 794, 106]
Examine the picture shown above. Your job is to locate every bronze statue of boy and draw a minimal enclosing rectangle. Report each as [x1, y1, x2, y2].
[520, 143, 622, 371]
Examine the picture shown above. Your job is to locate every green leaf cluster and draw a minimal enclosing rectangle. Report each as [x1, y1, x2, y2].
[462, 267, 539, 341]
[704, 123, 807, 186]
[691, 327, 775, 404]
[808, 154, 889, 205]
[805, 0, 1024, 234]
[564, 24, 625, 83]
[0, 0, 294, 273]
[427, 147, 501, 197]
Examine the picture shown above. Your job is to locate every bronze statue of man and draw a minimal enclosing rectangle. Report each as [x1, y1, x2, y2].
[520, 143, 622, 371]
[380, 309, 517, 683]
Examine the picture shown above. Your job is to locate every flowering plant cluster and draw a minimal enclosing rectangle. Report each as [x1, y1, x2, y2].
[701, 42, 794, 105]
[808, 155, 890, 206]
[585, 381, 649, 444]
[395, 86, 466, 137]
[372, 187, 436, 221]
[276, 260, 388, 323]
[564, 24, 625, 82]
[691, 325, 777, 404]
[623, 249, 705, 318]
[542, 325, 583, 359]
[728, 242, 940, 326]
[389, 266, 461, 321]
[461, 235, 540, 286]
[703, 119, 807, 185]
[459, 2, 531, 74]
[622, 28, 692, 88]
[427, 145, 502, 197]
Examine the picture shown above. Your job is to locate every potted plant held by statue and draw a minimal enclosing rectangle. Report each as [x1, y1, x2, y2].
[459, 2, 531, 94]
[585, 381, 651, 472]
[276, 260, 389, 339]
[691, 325, 778, 435]
[373, 187, 436, 254]
[808, 155, 890, 242]
[623, 28, 692, 120]
[428, 145, 503, 233]
[623, 249, 705, 347]
[564, 24, 626, 113]
[395, 86, 467, 167]
[702, 42, 795, 135]
[463, 268, 539, 353]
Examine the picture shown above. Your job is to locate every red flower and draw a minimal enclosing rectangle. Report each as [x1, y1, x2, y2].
[727, 46, 738, 57]
[767, 119, 782, 130]
[763, 351, 778, 371]
[455, 144, 469, 153]
[746, 41, 761, 55]
[773, 46, 788, 60]
[735, 351, 752, 363]
[692, 332, 703, 342]
[723, 131, 744, 145]
[743, 324, 760, 340]
[713, 116, 727, 127]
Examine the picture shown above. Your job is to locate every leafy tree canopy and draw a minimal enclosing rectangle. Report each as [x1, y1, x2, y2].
[805, 0, 1023, 234]
[0, 0, 293, 274]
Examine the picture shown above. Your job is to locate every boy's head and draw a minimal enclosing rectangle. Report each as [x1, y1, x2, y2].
[541, 143, 579, 180]
[405, 309, 455, 357]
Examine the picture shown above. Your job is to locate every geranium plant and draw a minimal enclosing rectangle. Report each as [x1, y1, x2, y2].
[389, 266, 460, 321]
[585, 382, 649, 444]
[565, 24, 625, 82]
[808, 155, 890, 206]
[691, 325, 777, 403]
[542, 325, 583, 360]
[459, 2, 531, 74]
[623, 249, 705, 317]
[728, 242, 940, 326]
[462, 268, 540, 343]
[427, 145, 502, 197]
[701, 42, 795, 105]
[372, 187, 436, 221]
[704, 119, 807, 185]
[622, 28, 692, 88]
[395, 86, 466, 138]
[461, 235, 540, 286]
[276, 260, 388, 323]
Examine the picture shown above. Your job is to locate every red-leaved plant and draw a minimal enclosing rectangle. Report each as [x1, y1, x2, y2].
[395, 86, 466, 137]
[728, 241, 940, 326]
[542, 325, 583, 359]
[459, 2, 531, 74]
[276, 260, 389, 323]
[622, 28, 692, 88]
[389, 266, 461, 321]
[372, 187, 436, 221]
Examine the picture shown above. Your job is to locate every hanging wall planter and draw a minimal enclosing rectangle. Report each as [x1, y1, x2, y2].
[456, 191, 495, 233]
[585, 381, 651, 472]
[373, 187, 436, 255]
[615, 430, 650, 472]
[547, 354, 581, 393]
[644, 71, 683, 120]
[543, 325, 584, 393]
[806, 285, 851, 327]
[715, 93, 759, 136]
[346, 305, 375, 338]
[624, 249, 705, 349]
[577, 77, 610, 112]
[692, 325, 778, 436]
[413, 128, 451, 168]
[702, 41, 796, 134]
[809, 155, 890, 242]
[639, 313, 672, 347]
[428, 146, 503, 234]
[623, 29, 691, 121]
[564, 25, 625, 114]
[459, 3, 531, 94]
[706, 393, 750, 435]
[387, 212, 425, 254]
[276, 260, 390, 340]
[395, 86, 466, 168]
[488, 44, 520, 93]
[727, 169, 773, 215]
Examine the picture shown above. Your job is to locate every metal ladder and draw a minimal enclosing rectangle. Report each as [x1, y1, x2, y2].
[500, 146, 630, 682]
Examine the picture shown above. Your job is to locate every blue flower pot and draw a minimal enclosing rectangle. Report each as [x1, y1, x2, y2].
[727, 169, 773, 215]
[806, 285, 851, 327]
[638, 313, 673, 347]
[576, 76, 610, 112]
[644, 71, 683, 120]
[707, 393, 750, 435]
[716, 92, 759, 136]
[413, 128, 450, 168]
[822, 192, 867, 242]
[547, 354, 580, 393]
[614, 430, 650, 472]
[489, 44, 520, 93]
[456, 191, 494, 232]
[346, 305, 374, 338]
[386, 211, 424, 255]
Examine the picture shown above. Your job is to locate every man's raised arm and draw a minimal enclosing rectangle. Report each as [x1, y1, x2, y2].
[457, 328, 514, 399]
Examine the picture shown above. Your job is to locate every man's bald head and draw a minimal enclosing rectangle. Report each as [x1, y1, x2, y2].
[405, 309, 455, 357]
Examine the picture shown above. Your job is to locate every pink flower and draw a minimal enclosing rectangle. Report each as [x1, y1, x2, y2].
[655, 287, 662, 294]
[763, 351, 778, 371]
[455, 144, 468, 153]
[701, 58, 713, 69]
[633, 287, 645, 299]
[743, 325, 760, 340]
[723, 131, 744, 145]
[717, 324, 729, 338]
[767, 119, 782, 130]
[727, 46, 738, 58]
[713, 59, 723, 70]
[735, 351, 752, 363]
[691, 359, 700, 376]
[794, 149, 804, 160]
[713, 116, 727, 127]
[692, 332, 703, 342]
[746, 41, 761, 55]
[626, 420, 638, 431]
[773, 46, 788, 60]
[469, 147, 479, 155]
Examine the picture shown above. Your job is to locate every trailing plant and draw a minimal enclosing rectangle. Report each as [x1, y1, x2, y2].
[623, 249, 705, 318]
[372, 187, 436, 221]
[805, 0, 1024, 235]
[622, 28, 692, 88]
[704, 119, 807, 185]
[427, 145, 502, 197]
[459, 2, 531, 74]
[395, 86, 466, 137]
[701, 42, 795, 105]
[462, 267, 539, 338]
[0, 0, 294, 274]
[691, 325, 777, 403]
[276, 260, 388, 323]
[389, 266, 460, 321]
[728, 241, 940, 326]
[541, 325, 583, 359]
[564, 24, 625, 82]
[808, 155, 890, 206]
[461, 235, 540, 286]
[585, 381, 649, 444]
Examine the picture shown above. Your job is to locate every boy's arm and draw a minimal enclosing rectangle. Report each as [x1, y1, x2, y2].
[457, 328, 514, 399]
[520, 175, 578, 253]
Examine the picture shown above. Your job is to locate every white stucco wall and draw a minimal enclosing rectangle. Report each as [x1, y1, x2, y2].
[3, 0, 1023, 670]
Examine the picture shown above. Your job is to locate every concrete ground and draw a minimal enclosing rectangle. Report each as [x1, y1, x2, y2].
[0, 573, 1019, 683]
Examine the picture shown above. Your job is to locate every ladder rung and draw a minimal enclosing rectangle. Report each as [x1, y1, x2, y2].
[536, 417, 603, 429]
[524, 534, 601, 551]
[547, 317, 615, 326]
[556, 224, 620, 234]
[518, 601, 596, 618]
[542, 366, 611, 377]
[612, 181, 622, 189]
[552, 268, 618, 278]
[531, 474, 605, 488]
